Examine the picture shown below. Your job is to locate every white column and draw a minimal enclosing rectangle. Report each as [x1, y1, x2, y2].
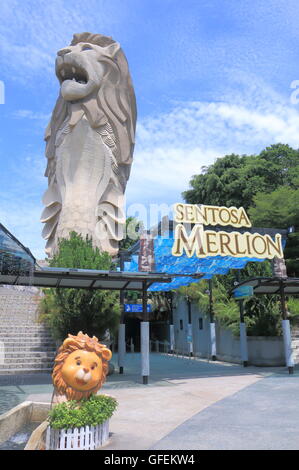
[187, 323, 193, 355]
[210, 322, 216, 360]
[118, 323, 126, 373]
[169, 324, 175, 352]
[239, 322, 248, 365]
[141, 321, 150, 384]
[282, 319, 294, 370]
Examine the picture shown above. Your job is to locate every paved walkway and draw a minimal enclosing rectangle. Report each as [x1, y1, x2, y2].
[0, 353, 297, 450]
[152, 370, 299, 450]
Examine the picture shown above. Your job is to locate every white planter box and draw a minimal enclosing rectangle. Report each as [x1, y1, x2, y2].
[45, 420, 109, 450]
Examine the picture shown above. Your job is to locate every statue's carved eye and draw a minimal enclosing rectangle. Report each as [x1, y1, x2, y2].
[82, 45, 92, 51]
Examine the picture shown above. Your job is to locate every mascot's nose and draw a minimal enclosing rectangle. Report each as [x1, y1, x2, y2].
[83, 367, 89, 373]
[57, 48, 72, 57]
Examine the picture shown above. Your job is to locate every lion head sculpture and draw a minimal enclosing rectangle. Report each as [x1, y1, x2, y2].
[52, 331, 112, 402]
[41, 32, 137, 257]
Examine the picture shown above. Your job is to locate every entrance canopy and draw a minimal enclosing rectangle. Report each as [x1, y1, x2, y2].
[0, 267, 173, 291]
[231, 277, 299, 296]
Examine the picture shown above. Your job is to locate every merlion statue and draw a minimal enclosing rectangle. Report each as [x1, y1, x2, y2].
[41, 32, 136, 256]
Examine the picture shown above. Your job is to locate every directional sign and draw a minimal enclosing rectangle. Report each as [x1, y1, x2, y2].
[233, 285, 254, 299]
[124, 304, 152, 313]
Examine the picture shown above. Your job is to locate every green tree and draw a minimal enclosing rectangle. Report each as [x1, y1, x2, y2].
[40, 232, 120, 341]
[249, 186, 299, 275]
[183, 144, 299, 210]
[119, 216, 143, 251]
[183, 143, 299, 275]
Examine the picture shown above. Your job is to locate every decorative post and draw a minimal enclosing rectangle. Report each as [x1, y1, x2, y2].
[118, 251, 126, 374]
[141, 280, 150, 384]
[168, 292, 175, 354]
[138, 231, 155, 385]
[236, 272, 248, 367]
[186, 296, 193, 357]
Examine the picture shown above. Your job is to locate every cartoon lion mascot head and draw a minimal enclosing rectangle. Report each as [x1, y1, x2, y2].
[52, 331, 112, 402]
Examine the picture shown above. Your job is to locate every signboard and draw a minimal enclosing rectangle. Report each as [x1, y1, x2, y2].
[124, 304, 152, 313]
[172, 203, 284, 260]
[138, 232, 155, 272]
[233, 285, 254, 299]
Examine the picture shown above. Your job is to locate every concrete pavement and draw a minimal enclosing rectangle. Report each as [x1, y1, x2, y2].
[22, 353, 281, 450]
[1, 353, 297, 450]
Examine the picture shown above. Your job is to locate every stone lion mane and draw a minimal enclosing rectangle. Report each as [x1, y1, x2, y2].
[41, 32, 137, 256]
[52, 331, 111, 401]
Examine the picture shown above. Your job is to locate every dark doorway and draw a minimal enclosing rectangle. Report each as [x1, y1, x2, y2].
[125, 317, 141, 352]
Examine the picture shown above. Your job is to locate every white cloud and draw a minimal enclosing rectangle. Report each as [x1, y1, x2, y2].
[126, 80, 299, 214]
[12, 110, 50, 121]
[0, 0, 127, 84]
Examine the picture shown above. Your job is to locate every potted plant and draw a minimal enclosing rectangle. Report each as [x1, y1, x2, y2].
[45, 331, 117, 450]
[46, 395, 118, 450]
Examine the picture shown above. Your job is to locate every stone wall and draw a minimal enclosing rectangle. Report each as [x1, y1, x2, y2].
[173, 296, 286, 366]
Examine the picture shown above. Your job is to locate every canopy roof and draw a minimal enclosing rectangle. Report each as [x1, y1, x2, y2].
[231, 277, 299, 296]
[0, 267, 173, 291]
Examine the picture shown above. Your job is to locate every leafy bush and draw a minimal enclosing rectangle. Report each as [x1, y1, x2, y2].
[48, 395, 118, 430]
[39, 232, 120, 340]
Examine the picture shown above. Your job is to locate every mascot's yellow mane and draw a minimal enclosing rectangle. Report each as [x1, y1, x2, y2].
[52, 331, 111, 401]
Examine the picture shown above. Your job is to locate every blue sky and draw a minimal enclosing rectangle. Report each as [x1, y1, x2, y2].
[1, 0, 299, 258]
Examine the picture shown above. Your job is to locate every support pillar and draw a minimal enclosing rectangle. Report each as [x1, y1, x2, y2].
[118, 251, 126, 374]
[208, 279, 217, 361]
[239, 322, 248, 367]
[236, 271, 248, 367]
[141, 281, 149, 384]
[118, 323, 125, 374]
[280, 281, 294, 374]
[187, 297, 193, 357]
[239, 299, 248, 367]
[169, 324, 175, 354]
[169, 292, 175, 353]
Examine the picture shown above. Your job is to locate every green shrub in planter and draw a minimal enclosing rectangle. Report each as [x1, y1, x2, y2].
[48, 394, 118, 430]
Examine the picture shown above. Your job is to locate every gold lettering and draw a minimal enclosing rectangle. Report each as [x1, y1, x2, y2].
[234, 233, 247, 255]
[185, 205, 194, 222]
[266, 234, 283, 259]
[230, 208, 239, 225]
[219, 232, 236, 255]
[174, 203, 184, 222]
[205, 231, 219, 254]
[238, 208, 252, 227]
[218, 207, 231, 225]
[252, 235, 267, 255]
[172, 224, 205, 257]
[207, 206, 218, 225]
[194, 205, 208, 224]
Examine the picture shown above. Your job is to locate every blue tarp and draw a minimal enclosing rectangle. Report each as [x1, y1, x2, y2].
[125, 234, 268, 291]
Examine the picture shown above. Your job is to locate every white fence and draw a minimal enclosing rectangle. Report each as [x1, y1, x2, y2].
[45, 420, 109, 450]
